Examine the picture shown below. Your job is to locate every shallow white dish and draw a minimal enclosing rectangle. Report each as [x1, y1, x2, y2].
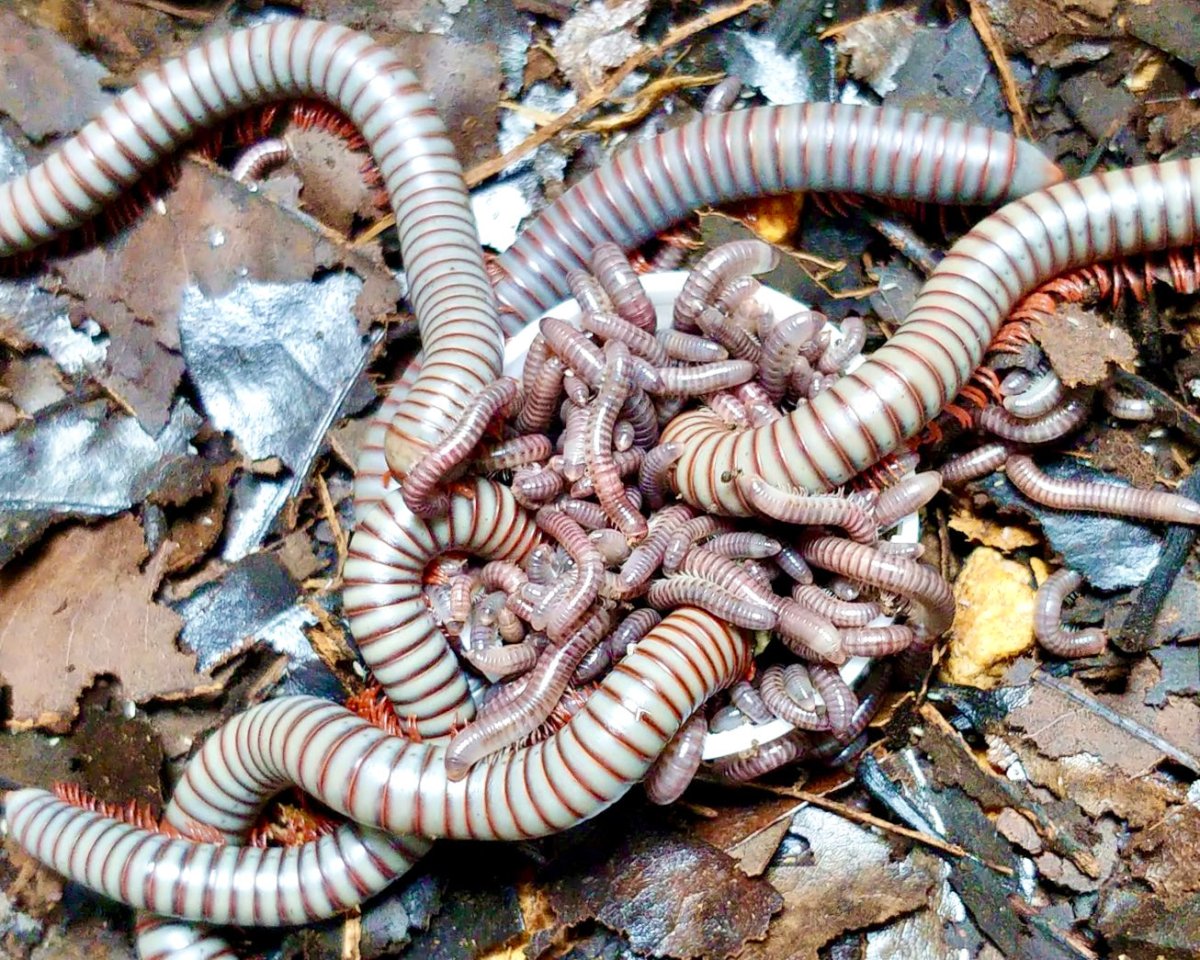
[504, 271, 918, 761]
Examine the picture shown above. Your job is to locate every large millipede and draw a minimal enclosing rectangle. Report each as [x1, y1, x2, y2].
[5, 15, 1200, 960]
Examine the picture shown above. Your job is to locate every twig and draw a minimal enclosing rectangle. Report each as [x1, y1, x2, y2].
[353, 0, 763, 247]
[117, 0, 220, 21]
[1032, 669, 1200, 774]
[1080, 114, 1125, 176]
[736, 778, 1015, 875]
[963, 0, 1033, 140]
[314, 472, 348, 575]
[1116, 463, 1200, 652]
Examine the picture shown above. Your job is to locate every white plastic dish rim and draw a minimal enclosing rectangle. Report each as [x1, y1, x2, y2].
[503, 270, 919, 761]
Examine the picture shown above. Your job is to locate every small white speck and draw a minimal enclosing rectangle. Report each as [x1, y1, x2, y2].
[208, 227, 226, 248]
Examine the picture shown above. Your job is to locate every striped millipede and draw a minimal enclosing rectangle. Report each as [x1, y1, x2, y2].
[1034, 569, 1107, 658]
[977, 391, 1092, 444]
[0, 19, 507, 480]
[230, 136, 292, 183]
[11, 30, 1161, 945]
[797, 534, 955, 637]
[5, 795, 429, 928]
[1005, 454, 1200, 524]
[445, 605, 616, 779]
[343, 480, 542, 738]
[356, 102, 1067, 520]
[665, 157, 1200, 513]
[8, 609, 750, 911]
[644, 713, 708, 805]
[491, 103, 1063, 324]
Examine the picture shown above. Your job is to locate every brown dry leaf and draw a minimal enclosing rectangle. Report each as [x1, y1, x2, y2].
[276, 530, 325, 582]
[943, 547, 1036, 687]
[162, 459, 238, 577]
[738, 807, 937, 960]
[1031, 303, 1137, 388]
[832, 9, 920, 96]
[54, 159, 402, 346]
[0, 515, 216, 730]
[552, 0, 649, 90]
[1007, 659, 1200, 777]
[0, 8, 110, 140]
[81, 0, 177, 78]
[1090, 428, 1161, 490]
[4, 842, 66, 918]
[72, 297, 184, 433]
[1131, 803, 1200, 900]
[949, 507, 1040, 552]
[544, 825, 782, 959]
[979, 0, 1117, 67]
[286, 126, 383, 235]
[1014, 743, 1186, 829]
[687, 795, 803, 877]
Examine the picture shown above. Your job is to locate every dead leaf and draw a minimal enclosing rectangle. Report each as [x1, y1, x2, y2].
[687, 794, 803, 878]
[1007, 660, 1200, 777]
[553, 0, 648, 90]
[0, 515, 215, 730]
[54, 160, 401, 341]
[943, 548, 1036, 687]
[832, 9, 919, 96]
[1090, 427, 1162, 490]
[276, 530, 326, 582]
[0, 400, 204, 568]
[1015, 744, 1186, 829]
[1031, 303, 1137, 388]
[0, 9, 110, 140]
[949, 507, 1040, 552]
[545, 823, 782, 959]
[738, 807, 937, 960]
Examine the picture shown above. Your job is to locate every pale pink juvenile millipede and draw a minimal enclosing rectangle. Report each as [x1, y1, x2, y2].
[1005, 454, 1200, 525]
[1033, 569, 1106, 658]
[354, 102, 1069, 521]
[7, 609, 750, 918]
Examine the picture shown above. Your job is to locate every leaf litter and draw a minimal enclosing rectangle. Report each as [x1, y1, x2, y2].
[2, 1, 1200, 958]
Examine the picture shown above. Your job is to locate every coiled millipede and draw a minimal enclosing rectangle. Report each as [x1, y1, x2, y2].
[3, 15, 1200, 960]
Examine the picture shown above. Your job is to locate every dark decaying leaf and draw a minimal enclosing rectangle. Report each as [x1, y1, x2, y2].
[884, 18, 1010, 129]
[67, 702, 166, 809]
[0, 400, 203, 567]
[393, 847, 524, 960]
[172, 551, 340, 699]
[1146, 644, 1200, 704]
[174, 552, 304, 672]
[737, 806, 936, 960]
[1125, 0, 1200, 67]
[1096, 802, 1200, 960]
[282, 869, 444, 960]
[0, 514, 217, 730]
[545, 821, 782, 959]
